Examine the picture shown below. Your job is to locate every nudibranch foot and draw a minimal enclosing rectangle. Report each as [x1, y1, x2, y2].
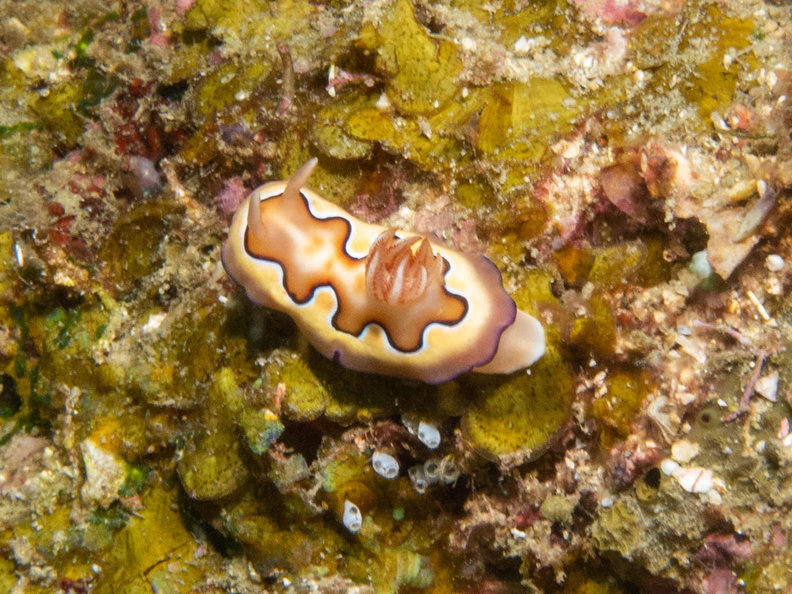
[222, 159, 546, 384]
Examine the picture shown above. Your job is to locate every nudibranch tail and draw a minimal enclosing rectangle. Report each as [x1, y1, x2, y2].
[222, 158, 546, 384]
[473, 309, 546, 374]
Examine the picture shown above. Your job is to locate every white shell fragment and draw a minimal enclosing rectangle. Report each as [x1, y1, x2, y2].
[417, 421, 441, 449]
[675, 467, 714, 494]
[670, 439, 701, 464]
[661, 458, 717, 496]
[755, 371, 779, 402]
[342, 500, 362, 533]
[660, 458, 680, 476]
[766, 254, 785, 272]
[372, 452, 399, 479]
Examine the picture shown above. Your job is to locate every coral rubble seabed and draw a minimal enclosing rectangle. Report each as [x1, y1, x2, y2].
[1, 0, 792, 592]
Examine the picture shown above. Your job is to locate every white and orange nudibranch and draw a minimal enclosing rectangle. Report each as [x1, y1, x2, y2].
[222, 159, 545, 384]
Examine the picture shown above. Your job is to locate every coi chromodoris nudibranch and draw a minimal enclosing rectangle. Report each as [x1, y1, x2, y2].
[222, 159, 545, 384]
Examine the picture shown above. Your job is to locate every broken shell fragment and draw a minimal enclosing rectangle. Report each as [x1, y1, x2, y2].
[675, 467, 714, 494]
[755, 371, 779, 402]
[670, 439, 700, 464]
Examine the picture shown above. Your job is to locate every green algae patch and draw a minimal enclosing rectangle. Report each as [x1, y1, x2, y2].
[39, 304, 112, 388]
[0, 557, 17, 593]
[588, 242, 648, 288]
[322, 453, 372, 496]
[94, 484, 217, 594]
[213, 367, 284, 454]
[591, 367, 653, 445]
[126, 303, 240, 410]
[462, 342, 573, 462]
[192, 58, 273, 120]
[240, 408, 285, 454]
[358, 0, 462, 116]
[591, 498, 642, 556]
[680, 8, 756, 120]
[0, 232, 19, 302]
[178, 429, 249, 500]
[553, 244, 595, 287]
[569, 294, 617, 359]
[275, 355, 335, 422]
[636, 234, 672, 287]
[629, 3, 758, 128]
[629, 14, 681, 71]
[512, 268, 560, 314]
[272, 349, 445, 424]
[474, 78, 584, 191]
[493, 0, 557, 48]
[177, 367, 252, 500]
[344, 107, 400, 153]
[0, 126, 53, 174]
[563, 568, 625, 594]
[455, 176, 496, 210]
[29, 80, 87, 147]
[343, 95, 481, 172]
[462, 269, 569, 462]
[99, 201, 185, 288]
[348, 549, 434, 593]
[476, 78, 577, 154]
[540, 494, 576, 526]
[313, 95, 376, 160]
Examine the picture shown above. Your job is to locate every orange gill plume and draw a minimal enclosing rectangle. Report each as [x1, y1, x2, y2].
[365, 229, 445, 305]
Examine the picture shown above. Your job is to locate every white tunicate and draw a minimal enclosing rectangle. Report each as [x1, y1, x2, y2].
[408, 465, 429, 494]
[422, 459, 441, 485]
[372, 451, 399, 479]
[342, 500, 362, 533]
[417, 421, 441, 449]
[440, 456, 460, 485]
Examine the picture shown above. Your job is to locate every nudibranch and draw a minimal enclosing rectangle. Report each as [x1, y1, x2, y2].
[221, 159, 545, 384]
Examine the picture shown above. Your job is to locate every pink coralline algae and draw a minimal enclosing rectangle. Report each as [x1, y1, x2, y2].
[175, 0, 195, 16]
[573, 0, 648, 25]
[696, 533, 753, 565]
[214, 177, 248, 217]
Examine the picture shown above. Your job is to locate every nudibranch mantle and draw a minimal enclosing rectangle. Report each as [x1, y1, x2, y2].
[222, 159, 545, 384]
